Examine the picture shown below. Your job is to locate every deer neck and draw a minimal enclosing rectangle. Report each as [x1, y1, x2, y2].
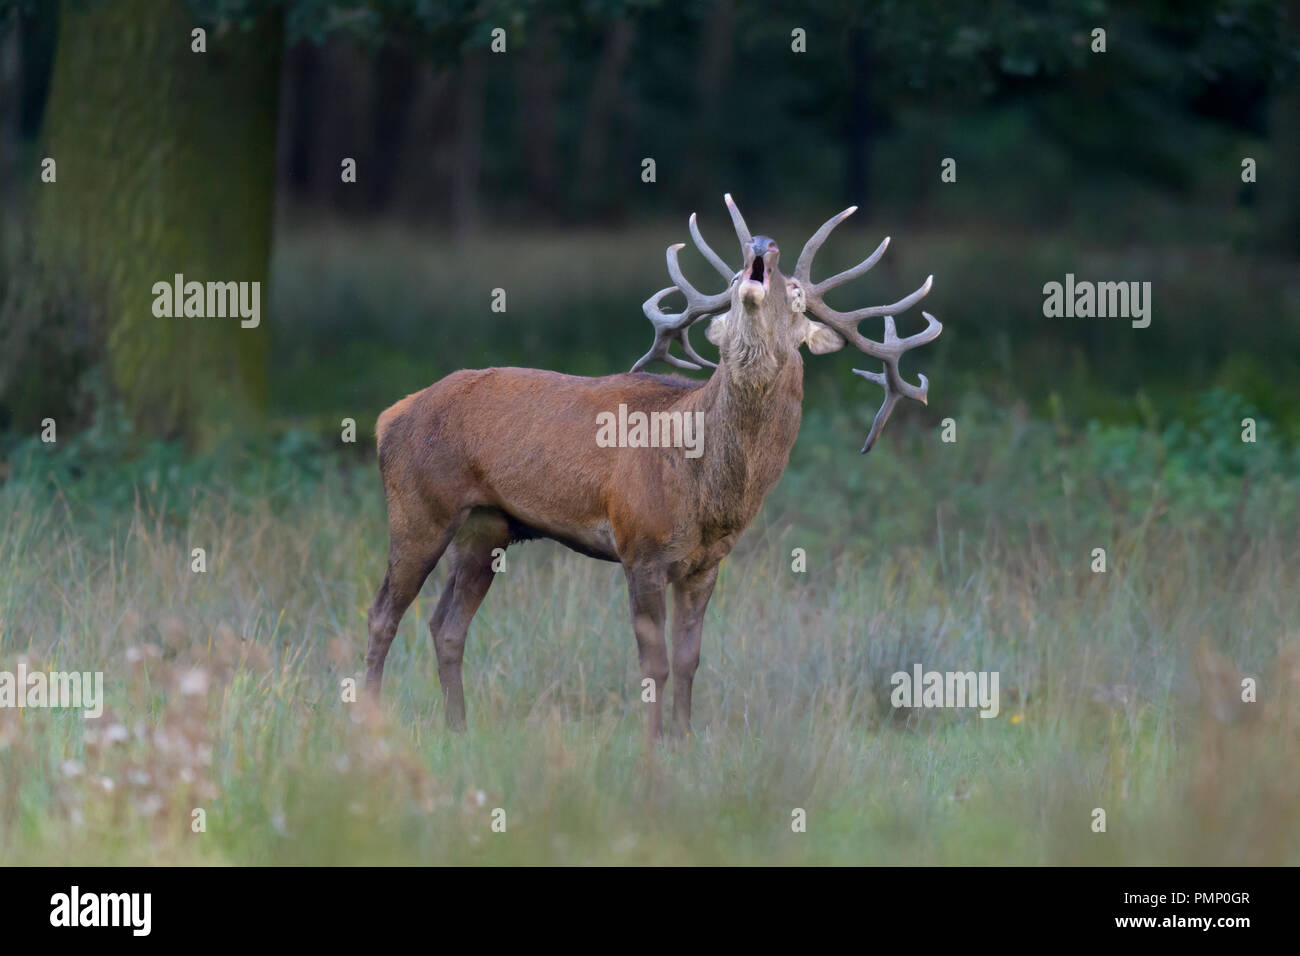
[689, 336, 804, 529]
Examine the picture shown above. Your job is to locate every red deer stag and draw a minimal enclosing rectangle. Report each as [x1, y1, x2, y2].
[367, 195, 941, 740]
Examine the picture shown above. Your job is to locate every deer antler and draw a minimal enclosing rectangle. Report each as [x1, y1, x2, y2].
[632, 194, 751, 372]
[794, 207, 942, 452]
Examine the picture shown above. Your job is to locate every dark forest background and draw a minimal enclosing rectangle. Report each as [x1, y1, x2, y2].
[0, 0, 1297, 454]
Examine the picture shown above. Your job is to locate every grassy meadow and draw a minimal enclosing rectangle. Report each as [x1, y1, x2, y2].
[1, 225, 1298, 865]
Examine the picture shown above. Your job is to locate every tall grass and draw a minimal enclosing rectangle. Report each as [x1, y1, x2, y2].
[2, 399, 1296, 864]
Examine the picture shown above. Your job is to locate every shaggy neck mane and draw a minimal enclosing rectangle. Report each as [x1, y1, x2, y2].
[679, 337, 805, 531]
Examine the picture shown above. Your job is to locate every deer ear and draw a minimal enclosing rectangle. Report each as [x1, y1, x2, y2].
[800, 317, 845, 355]
[705, 314, 728, 346]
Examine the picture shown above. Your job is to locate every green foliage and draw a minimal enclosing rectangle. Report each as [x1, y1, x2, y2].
[1, 396, 333, 520]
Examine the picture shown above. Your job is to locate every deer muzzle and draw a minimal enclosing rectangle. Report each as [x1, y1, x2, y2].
[739, 236, 779, 308]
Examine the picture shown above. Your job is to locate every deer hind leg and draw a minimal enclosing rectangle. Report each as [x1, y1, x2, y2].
[429, 510, 509, 732]
[670, 564, 719, 737]
[625, 565, 670, 744]
[365, 511, 464, 696]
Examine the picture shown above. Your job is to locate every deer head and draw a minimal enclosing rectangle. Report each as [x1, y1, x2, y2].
[634, 194, 942, 452]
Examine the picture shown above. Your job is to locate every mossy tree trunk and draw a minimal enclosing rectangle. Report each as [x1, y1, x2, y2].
[37, 0, 281, 443]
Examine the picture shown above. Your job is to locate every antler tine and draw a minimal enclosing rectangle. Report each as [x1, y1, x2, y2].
[818, 274, 934, 325]
[804, 267, 937, 365]
[724, 192, 752, 258]
[689, 213, 735, 282]
[794, 205, 859, 285]
[795, 205, 942, 452]
[851, 369, 904, 454]
[632, 241, 728, 372]
[631, 308, 713, 371]
[849, 312, 943, 453]
[632, 195, 772, 372]
[814, 235, 891, 293]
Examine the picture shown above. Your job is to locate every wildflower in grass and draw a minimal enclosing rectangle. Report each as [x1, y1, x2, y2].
[176, 668, 209, 696]
[136, 793, 164, 817]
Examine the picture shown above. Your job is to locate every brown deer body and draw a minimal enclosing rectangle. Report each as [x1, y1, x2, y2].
[366, 196, 941, 741]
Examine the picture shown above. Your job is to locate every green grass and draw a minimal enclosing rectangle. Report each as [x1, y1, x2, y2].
[2, 398, 1297, 865]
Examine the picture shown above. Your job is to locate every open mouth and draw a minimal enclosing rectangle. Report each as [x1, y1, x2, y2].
[741, 255, 770, 296]
[738, 254, 769, 306]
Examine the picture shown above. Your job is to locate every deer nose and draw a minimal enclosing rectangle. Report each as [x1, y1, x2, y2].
[750, 236, 778, 260]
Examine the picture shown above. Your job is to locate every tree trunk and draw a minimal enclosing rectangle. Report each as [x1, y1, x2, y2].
[279, 40, 321, 200]
[0, 24, 20, 215]
[576, 20, 635, 216]
[450, 53, 485, 239]
[396, 64, 451, 224]
[1265, 0, 1300, 257]
[691, 0, 734, 204]
[369, 41, 416, 215]
[518, 19, 560, 220]
[35, 0, 281, 443]
[845, 22, 872, 213]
